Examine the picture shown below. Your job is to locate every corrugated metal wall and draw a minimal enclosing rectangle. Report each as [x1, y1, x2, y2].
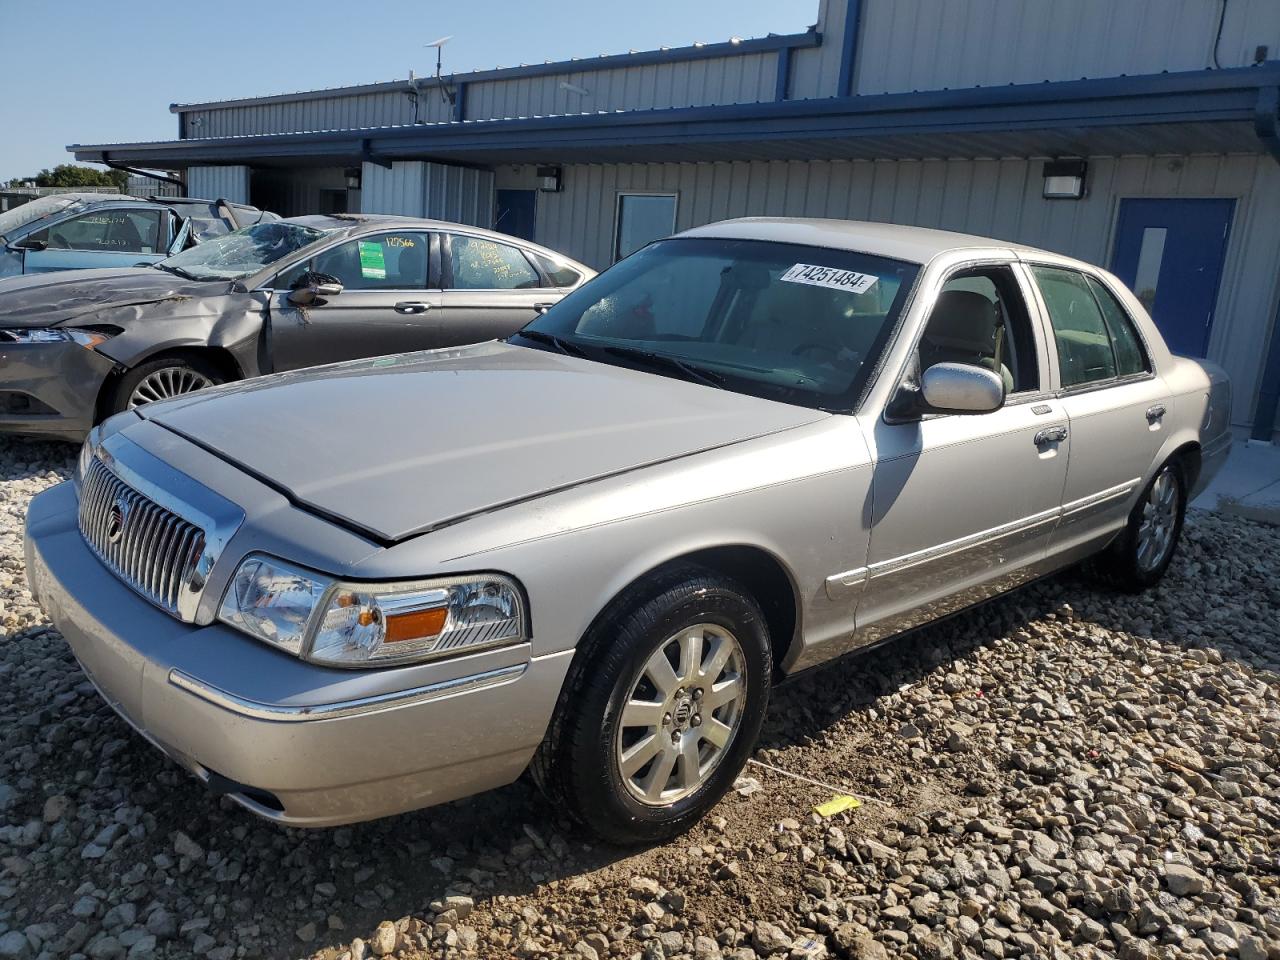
[186, 166, 250, 203]
[466, 52, 777, 118]
[361, 161, 494, 227]
[249, 167, 350, 217]
[790, 0, 848, 99]
[182, 89, 450, 138]
[533, 154, 1280, 427]
[853, 0, 1280, 94]
[125, 175, 179, 198]
[178, 51, 782, 138]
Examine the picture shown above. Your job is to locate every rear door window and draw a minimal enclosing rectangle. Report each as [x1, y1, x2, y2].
[34, 208, 163, 255]
[448, 235, 540, 290]
[1032, 266, 1118, 388]
[1086, 276, 1150, 378]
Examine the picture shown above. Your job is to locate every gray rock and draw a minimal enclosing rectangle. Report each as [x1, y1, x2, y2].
[1165, 864, 1207, 897]
[0, 931, 30, 960]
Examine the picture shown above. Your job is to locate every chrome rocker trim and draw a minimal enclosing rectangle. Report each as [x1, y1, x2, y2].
[168, 663, 528, 722]
[824, 478, 1141, 599]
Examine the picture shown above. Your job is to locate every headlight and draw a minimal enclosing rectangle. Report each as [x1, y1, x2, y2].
[74, 428, 97, 489]
[0, 328, 113, 348]
[218, 554, 527, 667]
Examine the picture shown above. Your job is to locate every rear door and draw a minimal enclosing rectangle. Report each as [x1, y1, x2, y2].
[266, 230, 442, 372]
[435, 233, 556, 345]
[1027, 263, 1169, 558]
[22, 205, 167, 273]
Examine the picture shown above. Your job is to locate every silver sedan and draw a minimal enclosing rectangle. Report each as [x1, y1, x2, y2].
[25, 218, 1230, 842]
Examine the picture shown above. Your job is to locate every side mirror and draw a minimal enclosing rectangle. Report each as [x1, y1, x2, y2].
[920, 362, 1005, 415]
[11, 236, 47, 252]
[288, 271, 344, 306]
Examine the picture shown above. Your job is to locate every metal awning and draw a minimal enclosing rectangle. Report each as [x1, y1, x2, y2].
[71, 63, 1280, 170]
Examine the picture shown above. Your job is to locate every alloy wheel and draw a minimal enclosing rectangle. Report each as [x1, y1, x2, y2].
[614, 623, 747, 806]
[127, 367, 214, 408]
[1136, 466, 1179, 572]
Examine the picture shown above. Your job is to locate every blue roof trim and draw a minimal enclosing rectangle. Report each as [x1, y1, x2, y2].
[774, 45, 793, 101]
[167, 32, 821, 114]
[80, 63, 1280, 167]
[836, 0, 862, 99]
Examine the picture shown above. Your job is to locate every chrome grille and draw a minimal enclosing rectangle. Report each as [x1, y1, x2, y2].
[78, 457, 207, 618]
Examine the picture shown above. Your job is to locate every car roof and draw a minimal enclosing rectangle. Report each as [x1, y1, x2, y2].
[677, 217, 1060, 266]
[26, 193, 258, 210]
[281, 214, 592, 267]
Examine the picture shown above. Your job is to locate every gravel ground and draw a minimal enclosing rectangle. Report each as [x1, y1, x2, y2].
[0, 435, 1277, 960]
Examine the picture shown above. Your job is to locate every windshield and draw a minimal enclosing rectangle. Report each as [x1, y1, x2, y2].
[156, 220, 328, 281]
[516, 237, 920, 411]
[0, 195, 88, 238]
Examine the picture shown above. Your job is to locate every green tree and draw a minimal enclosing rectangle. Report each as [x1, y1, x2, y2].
[31, 164, 127, 190]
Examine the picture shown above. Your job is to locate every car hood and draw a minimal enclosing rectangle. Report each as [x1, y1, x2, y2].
[139, 341, 829, 542]
[0, 267, 228, 328]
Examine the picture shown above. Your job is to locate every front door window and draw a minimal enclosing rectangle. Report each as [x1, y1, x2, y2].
[32, 208, 163, 255]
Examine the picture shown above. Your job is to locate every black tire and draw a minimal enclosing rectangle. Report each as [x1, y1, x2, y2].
[531, 565, 771, 845]
[106, 354, 225, 418]
[1086, 458, 1187, 593]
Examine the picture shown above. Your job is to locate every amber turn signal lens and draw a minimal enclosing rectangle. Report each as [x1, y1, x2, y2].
[383, 606, 448, 643]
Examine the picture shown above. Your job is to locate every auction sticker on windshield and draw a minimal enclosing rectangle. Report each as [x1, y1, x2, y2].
[780, 263, 877, 294]
[358, 241, 387, 280]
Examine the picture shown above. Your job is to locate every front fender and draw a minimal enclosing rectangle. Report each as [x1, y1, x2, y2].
[95, 294, 267, 377]
[355, 418, 874, 674]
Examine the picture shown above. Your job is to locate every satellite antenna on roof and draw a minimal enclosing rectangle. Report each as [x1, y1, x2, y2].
[426, 36, 457, 107]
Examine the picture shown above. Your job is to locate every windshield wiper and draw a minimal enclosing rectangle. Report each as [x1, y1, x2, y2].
[155, 263, 200, 281]
[512, 329, 589, 358]
[600, 345, 727, 389]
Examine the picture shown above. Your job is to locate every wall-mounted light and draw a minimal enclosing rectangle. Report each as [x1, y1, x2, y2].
[1043, 159, 1087, 199]
[344, 168, 362, 190]
[537, 166, 562, 193]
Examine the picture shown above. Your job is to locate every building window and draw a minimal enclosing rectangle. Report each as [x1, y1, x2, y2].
[614, 193, 677, 261]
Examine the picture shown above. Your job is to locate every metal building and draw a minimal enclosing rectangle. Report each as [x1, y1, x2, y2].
[69, 0, 1280, 442]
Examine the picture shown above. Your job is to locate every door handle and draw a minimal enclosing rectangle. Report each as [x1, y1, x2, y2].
[1145, 404, 1167, 423]
[1034, 425, 1068, 446]
[394, 301, 431, 314]
[533, 302, 554, 315]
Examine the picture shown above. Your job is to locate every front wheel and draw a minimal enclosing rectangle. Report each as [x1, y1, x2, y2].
[1087, 459, 1187, 592]
[107, 355, 225, 417]
[531, 567, 771, 844]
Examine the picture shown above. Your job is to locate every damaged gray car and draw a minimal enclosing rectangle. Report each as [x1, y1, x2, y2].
[0, 214, 592, 439]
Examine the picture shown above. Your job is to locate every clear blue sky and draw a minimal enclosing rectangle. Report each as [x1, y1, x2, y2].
[0, 0, 815, 183]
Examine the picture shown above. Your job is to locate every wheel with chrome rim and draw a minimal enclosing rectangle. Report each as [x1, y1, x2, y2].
[128, 366, 214, 408]
[1136, 466, 1180, 573]
[107, 355, 225, 419]
[616, 623, 747, 806]
[531, 566, 771, 844]
[1087, 458, 1187, 592]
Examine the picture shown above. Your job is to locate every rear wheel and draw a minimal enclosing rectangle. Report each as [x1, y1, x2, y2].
[1087, 459, 1186, 592]
[107, 355, 224, 417]
[532, 566, 771, 844]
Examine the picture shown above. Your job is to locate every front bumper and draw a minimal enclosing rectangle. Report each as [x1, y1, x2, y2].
[25, 481, 570, 827]
[0, 340, 115, 439]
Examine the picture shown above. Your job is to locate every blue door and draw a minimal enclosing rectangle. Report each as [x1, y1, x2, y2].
[1110, 198, 1234, 358]
[494, 189, 537, 242]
